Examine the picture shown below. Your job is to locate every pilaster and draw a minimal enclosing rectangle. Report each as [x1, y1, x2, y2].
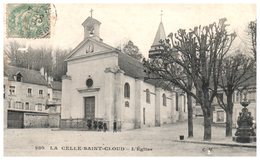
[171, 91, 177, 123]
[155, 87, 161, 126]
[134, 79, 142, 128]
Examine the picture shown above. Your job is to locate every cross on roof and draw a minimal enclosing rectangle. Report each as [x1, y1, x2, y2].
[90, 9, 93, 18]
[160, 10, 163, 22]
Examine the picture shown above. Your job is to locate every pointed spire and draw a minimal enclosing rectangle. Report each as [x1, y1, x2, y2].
[152, 21, 166, 46]
[148, 11, 167, 59]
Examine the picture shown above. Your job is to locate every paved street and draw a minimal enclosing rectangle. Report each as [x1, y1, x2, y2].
[4, 117, 256, 156]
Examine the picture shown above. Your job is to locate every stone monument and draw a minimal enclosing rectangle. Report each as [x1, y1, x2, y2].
[233, 97, 256, 143]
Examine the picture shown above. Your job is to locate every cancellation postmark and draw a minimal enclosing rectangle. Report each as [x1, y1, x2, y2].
[6, 4, 51, 38]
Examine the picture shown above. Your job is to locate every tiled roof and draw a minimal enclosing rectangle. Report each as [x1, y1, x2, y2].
[51, 81, 62, 91]
[117, 51, 173, 91]
[4, 65, 48, 86]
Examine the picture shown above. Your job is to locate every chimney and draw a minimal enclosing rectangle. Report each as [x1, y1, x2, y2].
[40, 67, 45, 76]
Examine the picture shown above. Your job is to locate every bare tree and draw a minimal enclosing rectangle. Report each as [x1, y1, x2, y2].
[216, 51, 255, 137]
[143, 18, 236, 140]
[4, 41, 70, 81]
[52, 48, 70, 81]
[248, 20, 256, 60]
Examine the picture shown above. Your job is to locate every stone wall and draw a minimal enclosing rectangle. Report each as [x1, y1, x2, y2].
[24, 113, 49, 128]
[48, 114, 60, 128]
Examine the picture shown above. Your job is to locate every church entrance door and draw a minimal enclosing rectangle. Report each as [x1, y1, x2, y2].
[84, 96, 95, 119]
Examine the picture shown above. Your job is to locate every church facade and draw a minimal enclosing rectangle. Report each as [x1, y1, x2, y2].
[61, 15, 188, 131]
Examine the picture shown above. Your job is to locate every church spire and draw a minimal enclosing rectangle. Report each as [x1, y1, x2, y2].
[149, 11, 167, 58]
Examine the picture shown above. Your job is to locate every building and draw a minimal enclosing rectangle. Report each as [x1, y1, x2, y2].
[4, 65, 49, 128]
[3, 65, 62, 128]
[61, 14, 188, 131]
[47, 81, 62, 127]
[212, 77, 256, 126]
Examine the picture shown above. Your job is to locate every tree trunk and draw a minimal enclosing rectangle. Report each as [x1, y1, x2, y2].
[203, 109, 212, 141]
[225, 93, 234, 137]
[226, 111, 233, 137]
[187, 93, 193, 138]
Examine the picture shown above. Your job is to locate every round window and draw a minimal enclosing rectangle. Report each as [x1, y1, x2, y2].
[86, 78, 93, 87]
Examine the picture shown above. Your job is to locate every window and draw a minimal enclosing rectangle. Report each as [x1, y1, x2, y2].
[216, 111, 225, 122]
[25, 102, 29, 110]
[8, 100, 11, 108]
[15, 101, 24, 109]
[9, 86, 15, 95]
[125, 101, 129, 107]
[3, 85, 5, 99]
[48, 93, 50, 99]
[37, 103, 43, 111]
[28, 88, 32, 97]
[39, 90, 43, 98]
[146, 89, 150, 103]
[236, 92, 240, 102]
[16, 73, 22, 82]
[248, 90, 256, 102]
[162, 93, 167, 106]
[176, 93, 179, 111]
[124, 83, 130, 98]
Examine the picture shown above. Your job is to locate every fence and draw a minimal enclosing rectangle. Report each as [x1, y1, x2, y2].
[60, 118, 110, 131]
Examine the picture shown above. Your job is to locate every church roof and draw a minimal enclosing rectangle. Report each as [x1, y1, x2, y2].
[82, 16, 101, 26]
[4, 65, 48, 86]
[117, 51, 173, 91]
[152, 22, 166, 46]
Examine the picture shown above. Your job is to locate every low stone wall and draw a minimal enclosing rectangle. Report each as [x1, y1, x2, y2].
[24, 113, 49, 128]
[49, 114, 60, 128]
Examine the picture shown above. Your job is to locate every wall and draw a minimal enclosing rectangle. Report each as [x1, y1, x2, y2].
[24, 113, 49, 128]
[4, 80, 48, 113]
[53, 90, 61, 102]
[140, 82, 156, 127]
[160, 90, 173, 124]
[62, 51, 118, 125]
[121, 75, 136, 130]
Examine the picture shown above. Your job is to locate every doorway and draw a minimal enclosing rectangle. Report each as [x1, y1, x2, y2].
[84, 96, 95, 119]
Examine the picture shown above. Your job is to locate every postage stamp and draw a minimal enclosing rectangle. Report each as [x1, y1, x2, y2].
[6, 4, 51, 38]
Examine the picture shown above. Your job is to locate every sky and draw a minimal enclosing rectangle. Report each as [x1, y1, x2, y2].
[3, 3, 256, 58]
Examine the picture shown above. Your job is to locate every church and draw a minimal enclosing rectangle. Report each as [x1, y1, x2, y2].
[61, 12, 188, 131]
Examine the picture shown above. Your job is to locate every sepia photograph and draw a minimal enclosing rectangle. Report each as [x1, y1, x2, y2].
[1, 1, 257, 157]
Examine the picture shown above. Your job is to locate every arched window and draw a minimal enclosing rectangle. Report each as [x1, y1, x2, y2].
[146, 89, 150, 103]
[162, 93, 167, 106]
[124, 83, 130, 98]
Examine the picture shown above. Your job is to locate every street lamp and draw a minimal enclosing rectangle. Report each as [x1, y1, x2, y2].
[233, 88, 256, 143]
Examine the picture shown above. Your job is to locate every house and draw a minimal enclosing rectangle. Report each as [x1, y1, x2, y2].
[212, 76, 256, 126]
[4, 65, 49, 128]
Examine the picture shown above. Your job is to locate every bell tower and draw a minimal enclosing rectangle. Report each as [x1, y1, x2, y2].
[82, 9, 102, 41]
[148, 10, 166, 59]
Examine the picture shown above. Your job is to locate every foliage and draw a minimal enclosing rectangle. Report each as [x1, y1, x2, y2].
[122, 40, 143, 61]
[4, 41, 70, 81]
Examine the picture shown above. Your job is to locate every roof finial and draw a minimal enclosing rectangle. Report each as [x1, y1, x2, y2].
[160, 10, 163, 22]
[90, 8, 93, 18]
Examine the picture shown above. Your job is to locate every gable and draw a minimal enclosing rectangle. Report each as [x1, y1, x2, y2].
[66, 38, 115, 61]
